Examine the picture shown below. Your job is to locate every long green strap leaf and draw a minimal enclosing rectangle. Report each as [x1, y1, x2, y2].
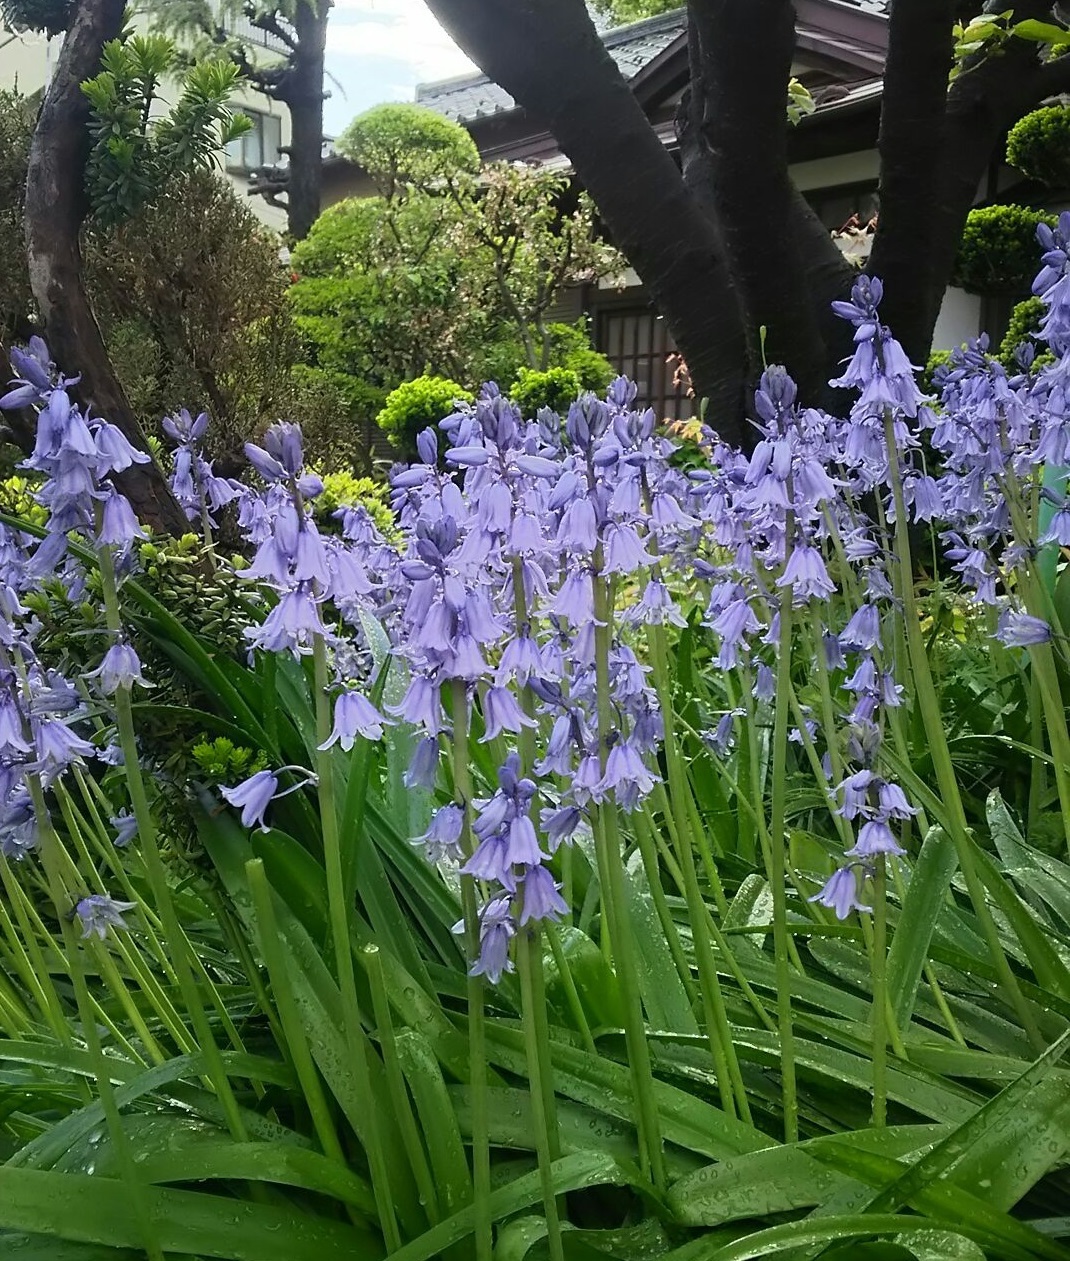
[0, 1166, 382, 1260]
[886, 826, 958, 1034]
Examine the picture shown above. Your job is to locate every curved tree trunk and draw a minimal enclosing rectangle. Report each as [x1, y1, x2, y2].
[422, 0, 752, 440]
[688, 0, 831, 406]
[24, 0, 188, 534]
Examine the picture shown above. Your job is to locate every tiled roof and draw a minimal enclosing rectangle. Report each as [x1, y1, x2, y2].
[416, 2, 890, 125]
[416, 9, 687, 123]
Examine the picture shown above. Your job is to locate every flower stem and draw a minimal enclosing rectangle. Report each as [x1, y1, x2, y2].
[870, 855, 889, 1127]
[451, 678, 493, 1261]
[97, 546, 249, 1140]
[245, 858, 351, 1176]
[364, 942, 441, 1224]
[313, 633, 400, 1251]
[508, 557, 564, 1181]
[770, 582, 799, 1143]
[881, 410, 1043, 1050]
[591, 570, 666, 1189]
[517, 925, 565, 1261]
[26, 771, 165, 1261]
[646, 623, 750, 1122]
[545, 923, 598, 1055]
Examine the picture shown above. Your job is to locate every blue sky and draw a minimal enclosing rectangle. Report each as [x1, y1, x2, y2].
[322, 0, 476, 138]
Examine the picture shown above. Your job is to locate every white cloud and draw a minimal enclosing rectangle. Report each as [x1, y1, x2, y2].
[327, 0, 476, 84]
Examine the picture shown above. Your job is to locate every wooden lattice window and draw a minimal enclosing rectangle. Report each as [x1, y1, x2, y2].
[596, 306, 693, 420]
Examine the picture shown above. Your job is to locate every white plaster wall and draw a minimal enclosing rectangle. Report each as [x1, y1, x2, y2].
[932, 286, 982, 351]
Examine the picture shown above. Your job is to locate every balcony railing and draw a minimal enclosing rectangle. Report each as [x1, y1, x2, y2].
[207, 2, 289, 54]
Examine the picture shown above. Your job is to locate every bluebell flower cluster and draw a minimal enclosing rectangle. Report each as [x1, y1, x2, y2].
[12, 223, 1070, 977]
[217, 229, 1070, 968]
[0, 340, 161, 936]
[163, 408, 242, 531]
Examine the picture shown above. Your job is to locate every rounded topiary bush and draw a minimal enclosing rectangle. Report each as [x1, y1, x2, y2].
[997, 295, 1055, 372]
[922, 348, 953, 395]
[376, 375, 473, 458]
[564, 346, 615, 395]
[337, 102, 479, 195]
[508, 366, 582, 416]
[950, 203, 1058, 295]
[1007, 105, 1070, 187]
[313, 470, 395, 536]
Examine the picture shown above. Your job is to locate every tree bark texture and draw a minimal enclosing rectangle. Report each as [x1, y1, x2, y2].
[688, 0, 831, 405]
[24, 0, 189, 534]
[274, 0, 329, 241]
[865, 0, 956, 361]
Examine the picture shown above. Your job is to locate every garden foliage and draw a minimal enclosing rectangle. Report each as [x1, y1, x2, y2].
[2, 220, 1070, 1261]
[951, 203, 1059, 297]
[1007, 103, 1070, 188]
[0, 90, 364, 471]
[290, 105, 618, 442]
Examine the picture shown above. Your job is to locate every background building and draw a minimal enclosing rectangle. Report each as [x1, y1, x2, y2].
[0, 9, 292, 232]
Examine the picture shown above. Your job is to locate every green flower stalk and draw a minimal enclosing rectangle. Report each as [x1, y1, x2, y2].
[769, 575, 799, 1143]
[510, 561, 565, 1255]
[313, 631, 401, 1252]
[880, 410, 1043, 1050]
[451, 678, 493, 1261]
[97, 544, 253, 1135]
[591, 566, 666, 1189]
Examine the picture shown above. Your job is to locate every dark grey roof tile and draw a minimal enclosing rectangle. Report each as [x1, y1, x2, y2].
[417, 8, 686, 122]
[416, 2, 889, 124]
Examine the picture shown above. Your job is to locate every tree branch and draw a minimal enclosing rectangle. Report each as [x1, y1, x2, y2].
[23, 0, 188, 534]
[245, 2, 298, 52]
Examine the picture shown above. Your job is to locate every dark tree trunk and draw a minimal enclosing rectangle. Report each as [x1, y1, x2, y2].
[870, 0, 1070, 359]
[24, 0, 188, 535]
[677, 28, 854, 415]
[422, 0, 751, 439]
[276, 0, 329, 240]
[688, 0, 831, 405]
[385, 0, 1070, 434]
[866, 0, 955, 359]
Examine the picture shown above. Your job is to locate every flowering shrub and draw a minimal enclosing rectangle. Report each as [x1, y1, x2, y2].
[1, 219, 1070, 1259]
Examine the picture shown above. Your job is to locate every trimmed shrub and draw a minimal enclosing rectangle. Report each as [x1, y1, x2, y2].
[922, 348, 954, 395]
[1006, 105, 1070, 187]
[997, 295, 1055, 372]
[337, 102, 479, 195]
[376, 375, 473, 458]
[508, 367, 582, 416]
[951, 203, 1058, 295]
[313, 470, 395, 537]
